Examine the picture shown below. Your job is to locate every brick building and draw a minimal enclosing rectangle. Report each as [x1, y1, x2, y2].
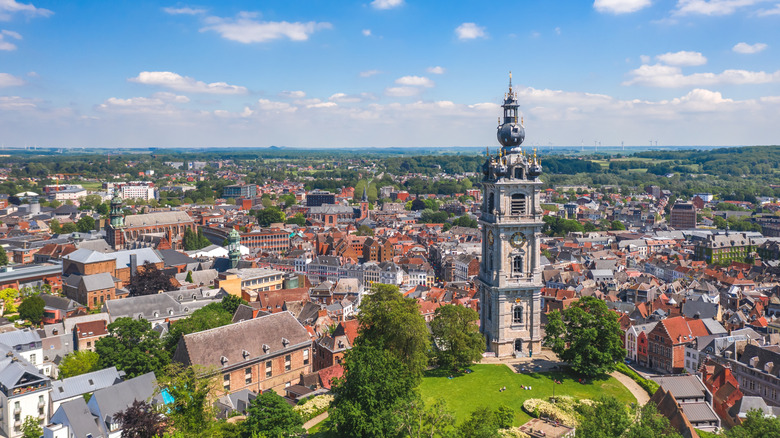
[647, 316, 710, 374]
[670, 202, 697, 230]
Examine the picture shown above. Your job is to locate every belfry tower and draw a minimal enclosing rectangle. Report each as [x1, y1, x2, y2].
[479, 73, 544, 357]
[106, 191, 126, 250]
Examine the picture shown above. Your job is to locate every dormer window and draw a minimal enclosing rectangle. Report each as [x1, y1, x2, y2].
[282, 338, 290, 347]
[242, 350, 250, 359]
[750, 356, 759, 368]
[262, 344, 270, 353]
[220, 356, 228, 366]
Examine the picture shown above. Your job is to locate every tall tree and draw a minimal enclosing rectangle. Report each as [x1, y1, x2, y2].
[256, 207, 285, 227]
[623, 403, 682, 438]
[21, 416, 42, 438]
[398, 397, 456, 438]
[95, 317, 170, 378]
[59, 350, 101, 378]
[357, 283, 431, 380]
[329, 342, 416, 438]
[158, 364, 218, 436]
[543, 296, 625, 378]
[577, 396, 631, 438]
[163, 302, 233, 355]
[0, 245, 7, 266]
[76, 215, 96, 233]
[727, 408, 780, 438]
[113, 400, 165, 438]
[457, 405, 514, 438]
[430, 304, 484, 371]
[242, 390, 304, 438]
[18, 295, 45, 326]
[128, 262, 175, 296]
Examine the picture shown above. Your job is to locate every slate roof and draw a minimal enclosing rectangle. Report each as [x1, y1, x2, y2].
[81, 273, 117, 292]
[113, 247, 162, 269]
[124, 211, 193, 227]
[40, 294, 84, 312]
[653, 375, 707, 400]
[51, 367, 123, 402]
[174, 311, 311, 368]
[680, 402, 720, 424]
[90, 372, 159, 431]
[62, 248, 114, 264]
[738, 343, 780, 377]
[104, 292, 218, 322]
[682, 299, 719, 320]
[53, 397, 106, 438]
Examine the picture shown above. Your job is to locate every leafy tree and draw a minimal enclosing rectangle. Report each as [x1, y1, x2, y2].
[457, 405, 514, 438]
[256, 207, 285, 227]
[451, 215, 478, 228]
[543, 296, 625, 378]
[0, 245, 8, 266]
[220, 294, 248, 315]
[61, 222, 78, 233]
[279, 193, 297, 208]
[185, 271, 194, 283]
[163, 302, 233, 355]
[411, 198, 427, 211]
[430, 304, 484, 371]
[112, 400, 165, 438]
[96, 317, 170, 378]
[21, 416, 42, 438]
[420, 209, 449, 224]
[357, 284, 431, 381]
[542, 215, 585, 237]
[0, 288, 20, 313]
[158, 364, 218, 436]
[96, 202, 110, 215]
[727, 408, 780, 437]
[183, 228, 199, 251]
[18, 295, 45, 325]
[398, 397, 456, 438]
[242, 390, 304, 438]
[623, 403, 682, 438]
[577, 396, 631, 438]
[59, 350, 101, 378]
[610, 220, 626, 231]
[285, 212, 306, 226]
[76, 215, 96, 233]
[329, 342, 416, 438]
[128, 262, 175, 296]
[356, 224, 374, 236]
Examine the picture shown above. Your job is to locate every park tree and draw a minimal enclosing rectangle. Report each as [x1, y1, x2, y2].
[128, 262, 175, 296]
[577, 396, 631, 438]
[398, 397, 456, 438]
[18, 295, 45, 326]
[59, 350, 101, 378]
[411, 198, 427, 211]
[112, 400, 165, 438]
[0, 288, 20, 313]
[357, 284, 431, 380]
[242, 390, 304, 438]
[285, 212, 306, 226]
[0, 245, 7, 266]
[163, 302, 234, 355]
[623, 403, 682, 438]
[543, 296, 625, 378]
[329, 342, 417, 438]
[21, 416, 42, 438]
[430, 304, 484, 371]
[95, 317, 170, 378]
[356, 224, 374, 236]
[609, 220, 626, 231]
[61, 222, 78, 233]
[158, 364, 219, 436]
[457, 405, 514, 438]
[726, 408, 780, 437]
[76, 215, 96, 233]
[256, 207, 285, 227]
[49, 218, 61, 233]
[451, 215, 478, 228]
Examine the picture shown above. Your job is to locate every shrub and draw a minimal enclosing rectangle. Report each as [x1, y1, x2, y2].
[615, 362, 659, 396]
[521, 398, 581, 427]
[498, 428, 531, 438]
[292, 394, 333, 423]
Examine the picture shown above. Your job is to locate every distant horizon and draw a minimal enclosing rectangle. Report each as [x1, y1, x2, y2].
[2, 1, 780, 148]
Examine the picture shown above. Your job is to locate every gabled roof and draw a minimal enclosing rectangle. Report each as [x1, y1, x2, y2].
[90, 372, 159, 430]
[53, 397, 105, 438]
[51, 367, 123, 402]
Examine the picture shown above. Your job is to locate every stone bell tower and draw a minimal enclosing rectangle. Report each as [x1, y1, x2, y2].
[479, 73, 544, 357]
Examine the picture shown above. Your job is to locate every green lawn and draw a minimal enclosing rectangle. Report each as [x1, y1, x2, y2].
[419, 364, 636, 426]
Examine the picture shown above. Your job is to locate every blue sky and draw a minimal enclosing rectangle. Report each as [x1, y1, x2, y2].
[1, 0, 779, 148]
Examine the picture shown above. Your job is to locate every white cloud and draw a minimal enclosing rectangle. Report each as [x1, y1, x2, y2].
[371, 0, 404, 10]
[256, 98, 296, 113]
[163, 6, 206, 15]
[307, 101, 337, 109]
[279, 90, 306, 99]
[129, 71, 248, 94]
[329, 93, 366, 103]
[0, 29, 20, 50]
[733, 42, 768, 54]
[656, 50, 707, 66]
[758, 3, 780, 15]
[640, 55, 651, 64]
[426, 66, 445, 74]
[455, 23, 486, 40]
[593, 0, 652, 14]
[359, 69, 381, 77]
[0, 95, 36, 110]
[623, 63, 780, 87]
[362, 29, 371, 36]
[201, 12, 332, 43]
[151, 92, 190, 103]
[395, 75, 434, 87]
[673, 0, 765, 16]
[0, 72, 24, 87]
[0, 0, 52, 21]
[555, 27, 561, 35]
[385, 86, 422, 97]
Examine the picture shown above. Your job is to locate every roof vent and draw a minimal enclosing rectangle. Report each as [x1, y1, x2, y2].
[282, 338, 290, 347]
[262, 344, 270, 353]
[242, 350, 250, 359]
[220, 356, 228, 366]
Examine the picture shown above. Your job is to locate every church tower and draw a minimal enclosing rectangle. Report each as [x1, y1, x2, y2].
[479, 73, 544, 357]
[359, 186, 369, 220]
[228, 228, 241, 269]
[106, 191, 125, 250]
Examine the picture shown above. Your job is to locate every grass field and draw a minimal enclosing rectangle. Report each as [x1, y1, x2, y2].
[419, 364, 636, 426]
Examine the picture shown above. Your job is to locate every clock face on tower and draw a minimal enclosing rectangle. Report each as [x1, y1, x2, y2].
[510, 232, 526, 248]
[487, 230, 494, 245]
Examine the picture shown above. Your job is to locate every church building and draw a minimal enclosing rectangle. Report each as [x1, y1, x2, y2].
[105, 193, 196, 251]
[479, 74, 545, 357]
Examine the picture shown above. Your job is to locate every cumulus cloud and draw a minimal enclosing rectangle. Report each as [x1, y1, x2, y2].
[593, 0, 652, 14]
[0, 0, 52, 21]
[395, 75, 434, 87]
[656, 50, 707, 66]
[163, 6, 206, 15]
[256, 98, 296, 113]
[129, 71, 248, 94]
[0, 72, 24, 87]
[200, 12, 331, 43]
[0, 28, 21, 50]
[0, 95, 36, 110]
[385, 86, 422, 97]
[427, 66, 445, 74]
[455, 23, 486, 40]
[623, 63, 780, 87]
[279, 90, 306, 99]
[733, 42, 767, 54]
[371, 0, 404, 10]
[359, 69, 381, 78]
[673, 0, 766, 16]
[362, 29, 371, 36]
[758, 3, 780, 15]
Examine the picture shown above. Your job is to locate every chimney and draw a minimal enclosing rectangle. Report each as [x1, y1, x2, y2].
[130, 254, 138, 277]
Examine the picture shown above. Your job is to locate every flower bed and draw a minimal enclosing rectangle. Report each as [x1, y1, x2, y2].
[293, 394, 333, 423]
[521, 397, 587, 428]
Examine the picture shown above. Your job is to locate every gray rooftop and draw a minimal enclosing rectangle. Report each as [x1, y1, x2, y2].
[51, 367, 123, 402]
[653, 375, 707, 400]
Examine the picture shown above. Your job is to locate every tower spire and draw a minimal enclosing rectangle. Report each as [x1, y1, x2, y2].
[508, 71, 513, 95]
[362, 185, 368, 202]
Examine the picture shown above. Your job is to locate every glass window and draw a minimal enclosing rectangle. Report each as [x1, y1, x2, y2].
[513, 305, 523, 324]
[285, 354, 291, 371]
[513, 256, 523, 274]
[266, 360, 272, 378]
[303, 349, 309, 365]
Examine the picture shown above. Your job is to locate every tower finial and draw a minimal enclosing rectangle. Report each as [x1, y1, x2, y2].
[508, 71, 513, 94]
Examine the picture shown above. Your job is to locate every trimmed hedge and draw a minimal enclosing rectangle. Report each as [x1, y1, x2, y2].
[615, 362, 659, 396]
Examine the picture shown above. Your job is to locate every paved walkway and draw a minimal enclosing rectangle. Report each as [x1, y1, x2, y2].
[304, 411, 328, 430]
[609, 371, 650, 406]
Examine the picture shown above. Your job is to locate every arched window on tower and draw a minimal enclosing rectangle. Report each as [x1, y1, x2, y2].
[513, 255, 524, 275]
[511, 193, 526, 215]
[513, 305, 523, 324]
[487, 295, 492, 321]
[514, 167, 524, 179]
[487, 193, 495, 214]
